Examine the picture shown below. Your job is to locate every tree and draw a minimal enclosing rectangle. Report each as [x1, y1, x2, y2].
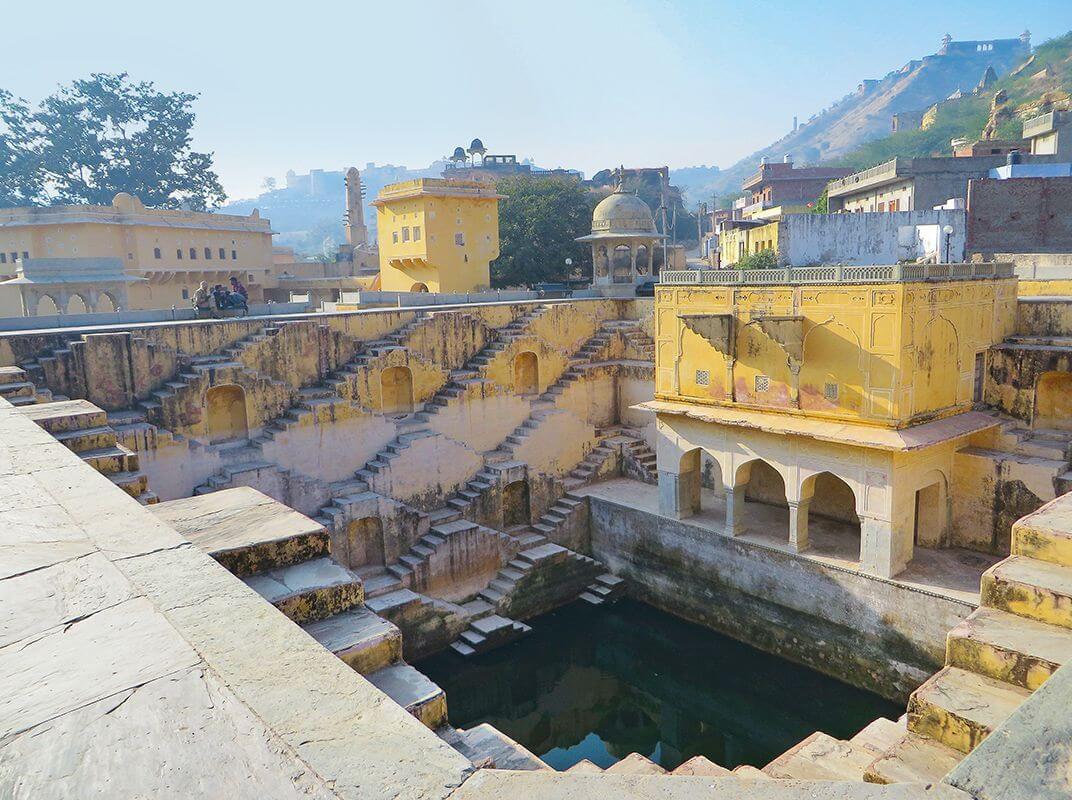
[261, 176, 277, 193]
[0, 90, 41, 207]
[492, 176, 597, 287]
[0, 73, 225, 210]
[736, 249, 779, 270]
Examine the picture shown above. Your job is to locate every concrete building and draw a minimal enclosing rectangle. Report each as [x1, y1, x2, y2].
[826, 155, 1015, 212]
[720, 209, 967, 268]
[739, 156, 852, 219]
[577, 188, 666, 289]
[1023, 109, 1072, 160]
[373, 178, 503, 293]
[0, 193, 275, 316]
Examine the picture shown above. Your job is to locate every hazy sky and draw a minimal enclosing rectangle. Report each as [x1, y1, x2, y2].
[2, 1, 1069, 199]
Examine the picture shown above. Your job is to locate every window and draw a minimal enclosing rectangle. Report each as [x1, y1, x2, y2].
[754, 375, 770, 393]
[231, 250, 237, 260]
[176, 248, 183, 260]
[189, 247, 197, 260]
[181, 288, 189, 300]
[824, 382, 839, 401]
[153, 247, 161, 259]
[22, 251, 29, 259]
[455, 232, 465, 246]
[219, 247, 226, 259]
[402, 227, 410, 242]
[0, 253, 5, 264]
[392, 231, 399, 244]
[10, 252, 17, 262]
[413, 226, 421, 241]
[204, 247, 212, 259]
[695, 369, 710, 386]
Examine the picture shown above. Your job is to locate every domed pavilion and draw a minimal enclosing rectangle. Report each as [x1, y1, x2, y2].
[577, 186, 666, 288]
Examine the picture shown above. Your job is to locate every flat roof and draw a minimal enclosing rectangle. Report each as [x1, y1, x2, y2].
[638, 399, 999, 451]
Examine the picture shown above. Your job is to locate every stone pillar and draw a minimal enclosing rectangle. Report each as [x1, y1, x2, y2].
[788, 499, 810, 552]
[630, 244, 638, 279]
[647, 241, 654, 275]
[859, 514, 911, 578]
[788, 360, 802, 408]
[726, 356, 736, 402]
[658, 469, 700, 519]
[725, 484, 746, 537]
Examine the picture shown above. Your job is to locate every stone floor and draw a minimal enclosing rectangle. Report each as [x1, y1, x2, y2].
[576, 479, 1000, 604]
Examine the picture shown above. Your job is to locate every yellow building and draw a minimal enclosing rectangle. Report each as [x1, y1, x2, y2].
[645, 262, 1017, 578]
[719, 221, 780, 267]
[373, 178, 502, 293]
[0, 193, 275, 316]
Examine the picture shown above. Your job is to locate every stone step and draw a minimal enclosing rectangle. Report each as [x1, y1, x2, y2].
[732, 765, 771, 779]
[0, 365, 27, 385]
[429, 507, 462, 525]
[579, 592, 605, 605]
[365, 663, 447, 730]
[947, 606, 1072, 690]
[849, 716, 907, 757]
[432, 519, 478, 537]
[595, 574, 624, 590]
[302, 606, 402, 675]
[79, 444, 139, 474]
[604, 753, 666, 775]
[670, 755, 731, 776]
[461, 598, 495, 618]
[450, 723, 551, 771]
[0, 380, 35, 398]
[362, 572, 404, 599]
[243, 556, 363, 625]
[364, 588, 425, 617]
[1013, 504, 1072, 567]
[762, 731, 875, 780]
[517, 542, 568, 566]
[109, 470, 150, 498]
[52, 425, 118, 453]
[982, 555, 1072, 629]
[565, 759, 603, 774]
[908, 665, 1031, 754]
[863, 731, 964, 784]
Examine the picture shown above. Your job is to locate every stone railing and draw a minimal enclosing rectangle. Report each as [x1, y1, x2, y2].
[659, 262, 1014, 286]
[1022, 111, 1066, 139]
[826, 158, 899, 193]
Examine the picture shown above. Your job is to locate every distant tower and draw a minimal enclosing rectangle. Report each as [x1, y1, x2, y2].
[939, 33, 952, 55]
[1020, 29, 1031, 49]
[344, 167, 368, 248]
[792, 115, 798, 132]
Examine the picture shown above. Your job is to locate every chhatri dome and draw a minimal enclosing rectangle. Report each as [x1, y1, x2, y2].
[578, 182, 666, 288]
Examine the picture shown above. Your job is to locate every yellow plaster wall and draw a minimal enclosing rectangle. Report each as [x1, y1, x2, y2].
[656, 278, 1016, 428]
[1018, 279, 1072, 297]
[483, 336, 569, 395]
[511, 409, 599, 477]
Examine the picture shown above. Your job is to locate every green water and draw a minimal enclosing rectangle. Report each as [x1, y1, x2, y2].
[416, 598, 900, 771]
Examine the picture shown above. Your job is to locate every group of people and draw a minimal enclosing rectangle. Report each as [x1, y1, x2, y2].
[193, 277, 248, 315]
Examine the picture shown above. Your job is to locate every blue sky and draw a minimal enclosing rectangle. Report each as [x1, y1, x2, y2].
[2, 1, 1069, 199]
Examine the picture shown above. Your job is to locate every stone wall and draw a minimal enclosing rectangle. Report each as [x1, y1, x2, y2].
[588, 496, 975, 702]
[968, 177, 1072, 255]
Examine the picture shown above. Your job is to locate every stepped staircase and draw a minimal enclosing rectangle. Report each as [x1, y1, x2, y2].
[621, 437, 658, 484]
[860, 494, 1072, 783]
[18, 399, 157, 504]
[0, 366, 53, 406]
[154, 488, 449, 730]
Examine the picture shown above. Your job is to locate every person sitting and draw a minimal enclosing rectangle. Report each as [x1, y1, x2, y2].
[192, 281, 212, 314]
[229, 276, 248, 306]
[212, 284, 230, 309]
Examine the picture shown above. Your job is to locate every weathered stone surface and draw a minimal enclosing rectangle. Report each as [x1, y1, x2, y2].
[366, 663, 448, 729]
[981, 556, 1072, 629]
[864, 732, 964, 785]
[303, 605, 402, 674]
[243, 556, 363, 623]
[150, 487, 330, 576]
[946, 606, 1072, 690]
[763, 731, 875, 781]
[451, 723, 551, 771]
[947, 661, 1072, 800]
[448, 770, 971, 799]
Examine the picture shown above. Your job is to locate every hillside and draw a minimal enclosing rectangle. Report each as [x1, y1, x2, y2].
[679, 32, 1033, 202]
[835, 31, 1072, 171]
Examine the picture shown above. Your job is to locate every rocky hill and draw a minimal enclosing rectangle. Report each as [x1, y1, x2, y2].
[684, 32, 1034, 201]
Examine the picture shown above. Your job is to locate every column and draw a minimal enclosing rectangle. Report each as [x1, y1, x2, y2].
[726, 356, 736, 402]
[630, 244, 638, 280]
[658, 469, 699, 519]
[859, 514, 913, 578]
[788, 360, 802, 408]
[725, 484, 746, 537]
[648, 241, 654, 275]
[788, 499, 810, 552]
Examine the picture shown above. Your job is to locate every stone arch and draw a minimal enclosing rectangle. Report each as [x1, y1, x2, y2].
[380, 366, 414, 414]
[95, 292, 117, 313]
[502, 480, 530, 528]
[345, 516, 385, 569]
[912, 469, 950, 549]
[636, 243, 650, 276]
[35, 294, 59, 316]
[1034, 371, 1072, 431]
[410, 282, 429, 293]
[612, 244, 633, 282]
[66, 294, 89, 315]
[800, 319, 866, 413]
[727, 457, 789, 539]
[798, 470, 861, 558]
[513, 351, 539, 396]
[914, 316, 960, 414]
[205, 384, 249, 443]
